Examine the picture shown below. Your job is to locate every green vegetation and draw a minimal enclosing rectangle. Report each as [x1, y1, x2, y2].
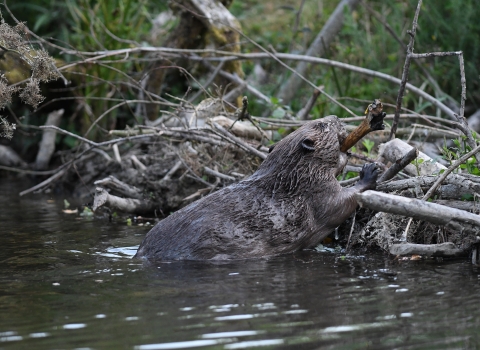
[2, 0, 479, 148]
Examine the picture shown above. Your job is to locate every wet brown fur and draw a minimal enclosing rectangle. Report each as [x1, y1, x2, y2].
[135, 116, 376, 261]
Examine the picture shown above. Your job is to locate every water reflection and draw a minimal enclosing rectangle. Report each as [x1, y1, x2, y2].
[0, 179, 480, 349]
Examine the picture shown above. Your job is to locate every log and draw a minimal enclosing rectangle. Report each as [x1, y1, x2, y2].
[356, 191, 480, 233]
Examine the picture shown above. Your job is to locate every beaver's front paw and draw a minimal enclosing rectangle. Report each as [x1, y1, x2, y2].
[357, 163, 379, 191]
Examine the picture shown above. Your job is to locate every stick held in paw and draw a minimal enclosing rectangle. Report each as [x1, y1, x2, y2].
[340, 99, 386, 153]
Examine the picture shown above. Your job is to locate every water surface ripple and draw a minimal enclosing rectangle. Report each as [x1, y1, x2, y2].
[1, 179, 479, 349]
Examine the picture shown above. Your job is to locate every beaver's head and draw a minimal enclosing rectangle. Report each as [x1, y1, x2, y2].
[253, 116, 347, 193]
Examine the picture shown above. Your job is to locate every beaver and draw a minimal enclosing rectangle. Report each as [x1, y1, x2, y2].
[134, 116, 378, 261]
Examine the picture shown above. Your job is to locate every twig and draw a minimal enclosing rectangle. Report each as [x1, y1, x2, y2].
[50, 44, 457, 119]
[346, 210, 356, 252]
[297, 86, 322, 120]
[159, 160, 183, 182]
[188, 60, 225, 103]
[378, 147, 418, 183]
[19, 168, 67, 197]
[389, 0, 423, 141]
[349, 153, 386, 170]
[361, 0, 458, 109]
[277, 0, 360, 105]
[230, 96, 270, 140]
[204, 166, 236, 182]
[339, 176, 359, 186]
[210, 121, 267, 160]
[130, 155, 147, 171]
[112, 144, 121, 163]
[40, 125, 97, 146]
[201, 60, 271, 105]
[458, 52, 466, 119]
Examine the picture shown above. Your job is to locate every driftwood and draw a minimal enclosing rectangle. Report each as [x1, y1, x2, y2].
[92, 187, 155, 214]
[356, 191, 480, 235]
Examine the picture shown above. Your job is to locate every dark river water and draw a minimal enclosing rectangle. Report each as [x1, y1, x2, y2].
[1, 179, 480, 350]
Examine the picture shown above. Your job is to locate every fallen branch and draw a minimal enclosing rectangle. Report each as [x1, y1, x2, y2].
[390, 242, 466, 257]
[378, 147, 418, 183]
[204, 166, 236, 182]
[209, 121, 267, 160]
[377, 174, 480, 197]
[423, 142, 480, 200]
[94, 176, 144, 199]
[92, 187, 155, 214]
[56, 46, 458, 119]
[356, 191, 480, 234]
[277, 0, 361, 104]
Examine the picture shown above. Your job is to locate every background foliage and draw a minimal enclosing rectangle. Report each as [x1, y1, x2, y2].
[3, 0, 480, 155]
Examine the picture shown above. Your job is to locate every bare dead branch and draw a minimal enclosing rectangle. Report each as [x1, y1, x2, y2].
[389, 0, 423, 141]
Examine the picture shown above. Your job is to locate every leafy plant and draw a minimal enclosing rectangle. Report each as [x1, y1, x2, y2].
[441, 136, 480, 175]
[411, 158, 424, 177]
[361, 139, 375, 156]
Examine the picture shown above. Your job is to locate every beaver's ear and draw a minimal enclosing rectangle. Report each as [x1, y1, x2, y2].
[268, 143, 276, 153]
[301, 138, 315, 152]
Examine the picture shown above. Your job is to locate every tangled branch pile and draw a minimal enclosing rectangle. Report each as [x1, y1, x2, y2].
[1, 0, 480, 263]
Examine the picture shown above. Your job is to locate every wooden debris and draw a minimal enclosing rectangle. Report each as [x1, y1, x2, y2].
[94, 176, 144, 200]
[356, 191, 480, 234]
[92, 187, 155, 214]
[390, 242, 466, 257]
[378, 138, 446, 176]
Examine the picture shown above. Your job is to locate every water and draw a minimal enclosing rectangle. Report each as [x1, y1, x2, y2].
[1, 179, 480, 349]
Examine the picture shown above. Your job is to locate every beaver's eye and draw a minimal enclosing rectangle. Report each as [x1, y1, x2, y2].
[301, 138, 315, 152]
[268, 144, 276, 153]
